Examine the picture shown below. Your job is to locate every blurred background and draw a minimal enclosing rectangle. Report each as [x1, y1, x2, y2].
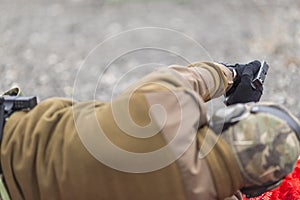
[1, 0, 300, 117]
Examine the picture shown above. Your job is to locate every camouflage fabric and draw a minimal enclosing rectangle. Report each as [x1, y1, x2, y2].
[0, 175, 10, 200]
[219, 103, 300, 187]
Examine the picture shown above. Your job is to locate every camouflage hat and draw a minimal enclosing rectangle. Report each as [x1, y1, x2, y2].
[212, 103, 300, 188]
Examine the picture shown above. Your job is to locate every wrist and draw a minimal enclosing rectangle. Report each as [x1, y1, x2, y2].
[228, 67, 237, 80]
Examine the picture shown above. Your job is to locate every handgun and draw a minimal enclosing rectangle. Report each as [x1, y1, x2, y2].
[0, 96, 37, 112]
[0, 96, 37, 141]
[251, 61, 269, 89]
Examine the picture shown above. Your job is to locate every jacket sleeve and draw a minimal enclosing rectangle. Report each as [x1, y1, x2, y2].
[168, 62, 234, 102]
[117, 61, 234, 131]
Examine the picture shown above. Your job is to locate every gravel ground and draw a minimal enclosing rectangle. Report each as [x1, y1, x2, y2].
[1, 0, 300, 118]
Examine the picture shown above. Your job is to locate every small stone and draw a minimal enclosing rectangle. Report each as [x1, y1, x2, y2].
[47, 54, 59, 65]
[23, 49, 34, 61]
[64, 86, 73, 96]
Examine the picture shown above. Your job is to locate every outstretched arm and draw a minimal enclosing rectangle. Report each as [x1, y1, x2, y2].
[168, 62, 234, 102]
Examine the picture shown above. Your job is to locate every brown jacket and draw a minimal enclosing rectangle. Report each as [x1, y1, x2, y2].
[1, 62, 239, 200]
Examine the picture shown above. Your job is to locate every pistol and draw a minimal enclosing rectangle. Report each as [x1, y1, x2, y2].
[251, 61, 269, 89]
[0, 96, 37, 141]
[1, 96, 37, 112]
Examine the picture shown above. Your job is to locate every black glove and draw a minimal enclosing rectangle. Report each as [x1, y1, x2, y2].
[225, 60, 263, 105]
[223, 64, 245, 97]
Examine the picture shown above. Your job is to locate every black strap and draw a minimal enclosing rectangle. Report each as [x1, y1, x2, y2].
[0, 99, 5, 142]
[241, 179, 282, 198]
[0, 99, 5, 175]
[251, 105, 300, 142]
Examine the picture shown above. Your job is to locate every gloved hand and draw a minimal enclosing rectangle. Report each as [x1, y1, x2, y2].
[223, 60, 259, 96]
[225, 60, 263, 105]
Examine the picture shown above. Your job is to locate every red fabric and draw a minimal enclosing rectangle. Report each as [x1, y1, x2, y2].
[243, 160, 300, 200]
